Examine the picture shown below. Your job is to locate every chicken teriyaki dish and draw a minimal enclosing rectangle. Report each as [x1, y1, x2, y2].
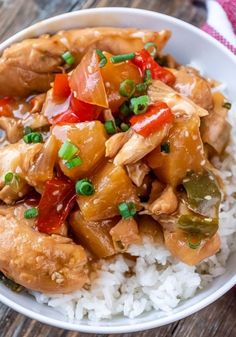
[0, 27, 235, 320]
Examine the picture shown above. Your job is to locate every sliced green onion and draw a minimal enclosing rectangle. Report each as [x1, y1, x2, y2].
[130, 95, 149, 115]
[58, 141, 78, 161]
[120, 123, 130, 132]
[222, 102, 232, 110]
[110, 52, 135, 63]
[62, 51, 75, 66]
[119, 79, 135, 98]
[4, 172, 14, 185]
[120, 102, 131, 117]
[136, 82, 148, 93]
[65, 156, 82, 169]
[96, 49, 107, 68]
[24, 126, 32, 135]
[144, 69, 152, 85]
[118, 202, 136, 219]
[75, 179, 95, 196]
[188, 234, 201, 249]
[161, 142, 170, 153]
[23, 132, 43, 144]
[104, 120, 116, 134]
[24, 207, 38, 219]
[144, 42, 158, 58]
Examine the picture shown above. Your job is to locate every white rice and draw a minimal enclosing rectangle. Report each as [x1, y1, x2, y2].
[32, 93, 236, 322]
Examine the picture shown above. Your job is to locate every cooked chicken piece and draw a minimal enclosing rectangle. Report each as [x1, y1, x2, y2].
[23, 113, 50, 130]
[148, 80, 208, 118]
[126, 161, 150, 187]
[201, 92, 231, 154]
[148, 180, 164, 203]
[164, 230, 220, 265]
[0, 28, 170, 97]
[0, 142, 42, 203]
[146, 185, 178, 216]
[114, 124, 171, 166]
[110, 217, 141, 251]
[0, 204, 88, 293]
[172, 66, 213, 110]
[138, 215, 164, 244]
[105, 131, 131, 158]
[30, 94, 47, 113]
[0, 117, 23, 143]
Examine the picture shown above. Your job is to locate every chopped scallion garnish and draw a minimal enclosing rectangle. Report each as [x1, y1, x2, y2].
[222, 102, 232, 110]
[130, 95, 149, 115]
[161, 142, 170, 153]
[65, 156, 82, 169]
[110, 52, 135, 63]
[188, 234, 201, 249]
[119, 79, 135, 98]
[23, 132, 43, 144]
[62, 51, 75, 66]
[118, 202, 136, 219]
[96, 49, 107, 68]
[136, 82, 148, 93]
[120, 102, 131, 117]
[24, 207, 38, 219]
[104, 120, 116, 134]
[58, 141, 78, 161]
[4, 172, 14, 185]
[120, 123, 130, 132]
[75, 179, 95, 196]
[144, 69, 152, 84]
[144, 42, 158, 58]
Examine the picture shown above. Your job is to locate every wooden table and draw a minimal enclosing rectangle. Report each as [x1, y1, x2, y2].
[0, 0, 235, 336]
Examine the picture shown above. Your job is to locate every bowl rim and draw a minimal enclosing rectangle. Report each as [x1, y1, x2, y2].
[0, 7, 235, 334]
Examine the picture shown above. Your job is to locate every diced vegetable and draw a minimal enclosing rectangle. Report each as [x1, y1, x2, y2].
[4, 172, 14, 184]
[70, 211, 117, 258]
[62, 51, 75, 66]
[132, 49, 176, 86]
[96, 49, 107, 68]
[182, 171, 221, 219]
[147, 114, 205, 186]
[53, 74, 71, 100]
[130, 95, 149, 115]
[52, 121, 107, 180]
[164, 229, 220, 265]
[100, 52, 142, 112]
[69, 49, 108, 108]
[118, 202, 136, 219]
[104, 120, 116, 134]
[144, 42, 158, 58]
[77, 162, 139, 221]
[178, 213, 218, 238]
[0, 97, 13, 117]
[222, 102, 231, 110]
[111, 52, 135, 63]
[119, 79, 135, 97]
[37, 177, 76, 234]
[65, 157, 82, 169]
[24, 207, 38, 219]
[130, 102, 173, 137]
[75, 179, 95, 196]
[23, 132, 43, 144]
[58, 141, 78, 161]
[110, 217, 141, 251]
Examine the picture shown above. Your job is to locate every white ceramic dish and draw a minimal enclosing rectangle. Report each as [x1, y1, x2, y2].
[0, 7, 235, 334]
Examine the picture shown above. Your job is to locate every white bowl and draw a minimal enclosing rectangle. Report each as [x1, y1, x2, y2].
[0, 7, 235, 334]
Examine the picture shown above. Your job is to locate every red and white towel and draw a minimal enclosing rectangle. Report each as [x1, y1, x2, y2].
[201, 0, 236, 54]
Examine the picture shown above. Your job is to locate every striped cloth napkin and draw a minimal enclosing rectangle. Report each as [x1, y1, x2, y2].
[195, 0, 236, 54]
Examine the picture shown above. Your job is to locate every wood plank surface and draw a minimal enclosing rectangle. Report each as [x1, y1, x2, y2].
[0, 1, 235, 336]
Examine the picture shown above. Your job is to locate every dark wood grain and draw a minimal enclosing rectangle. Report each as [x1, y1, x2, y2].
[0, 1, 234, 337]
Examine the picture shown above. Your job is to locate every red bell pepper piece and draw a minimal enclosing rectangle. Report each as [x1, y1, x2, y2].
[52, 95, 101, 124]
[130, 102, 173, 137]
[53, 74, 71, 99]
[132, 49, 175, 86]
[37, 177, 76, 234]
[0, 97, 13, 117]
